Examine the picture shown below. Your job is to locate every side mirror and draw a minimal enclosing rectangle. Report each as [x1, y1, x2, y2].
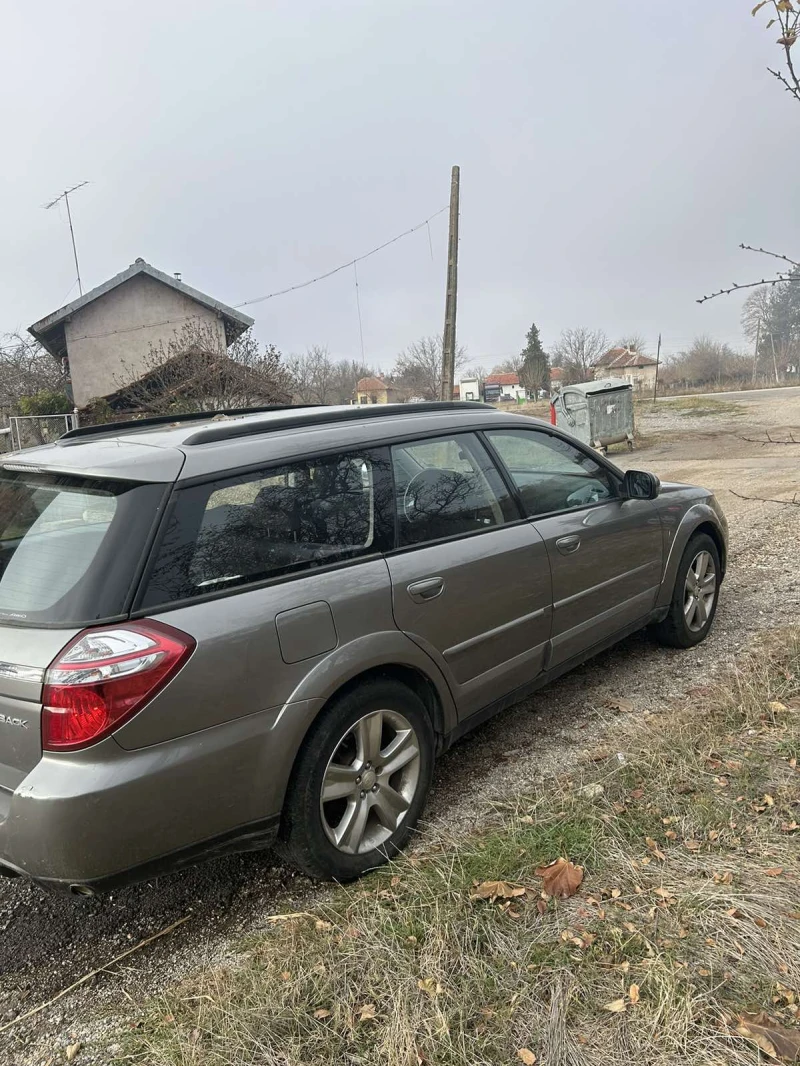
[621, 469, 661, 500]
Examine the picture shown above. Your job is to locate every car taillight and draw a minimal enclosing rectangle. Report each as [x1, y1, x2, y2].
[42, 621, 195, 751]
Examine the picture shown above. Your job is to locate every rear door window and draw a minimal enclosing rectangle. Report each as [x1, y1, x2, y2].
[391, 433, 517, 547]
[140, 450, 393, 608]
[0, 471, 163, 625]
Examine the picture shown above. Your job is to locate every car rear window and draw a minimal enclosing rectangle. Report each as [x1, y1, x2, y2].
[0, 471, 165, 626]
[139, 451, 392, 608]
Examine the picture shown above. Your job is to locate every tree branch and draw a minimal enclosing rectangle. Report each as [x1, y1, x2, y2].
[696, 276, 798, 303]
[739, 243, 799, 267]
[767, 64, 800, 101]
[738, 431, 800, 445]
[730, 488, 800, 506]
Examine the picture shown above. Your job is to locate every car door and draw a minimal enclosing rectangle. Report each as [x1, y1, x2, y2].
[484, 427, 663, 669]
[385, 431, 552, 720]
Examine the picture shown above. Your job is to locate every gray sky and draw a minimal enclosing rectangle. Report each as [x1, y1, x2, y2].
[2, 0, 798, 370]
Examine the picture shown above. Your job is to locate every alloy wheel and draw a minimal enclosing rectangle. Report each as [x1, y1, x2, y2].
[319, 709, 421, 855]
[683, 549, 717, 632]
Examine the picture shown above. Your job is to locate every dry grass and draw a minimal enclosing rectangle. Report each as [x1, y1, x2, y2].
[654, 397, 747, 419]
[119, 631, 800, 1066]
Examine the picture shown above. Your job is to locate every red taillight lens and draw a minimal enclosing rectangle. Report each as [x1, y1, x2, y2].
[42, 621, 195, 751]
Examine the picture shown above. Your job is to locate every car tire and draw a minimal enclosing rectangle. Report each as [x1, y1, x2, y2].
[277, 678, 434, 881]
[652, 532, 721, 649]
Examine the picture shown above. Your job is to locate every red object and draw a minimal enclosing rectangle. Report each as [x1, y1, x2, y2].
[42, 620, 195, 751]
[550, 401, 557, 425]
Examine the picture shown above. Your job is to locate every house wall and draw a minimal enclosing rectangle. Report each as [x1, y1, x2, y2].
[356, 387, 400, 405]
[593, 364, 656, 390]
[65, 274, 227, 407]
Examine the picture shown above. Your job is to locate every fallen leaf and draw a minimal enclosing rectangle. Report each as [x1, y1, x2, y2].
[358, 1003, 377, 1022]
[630, 788, 645, 800]
[763, 794, 775, 807]
[471, 880, 526, 902]
[603, 998, 627, 1013]
[315, 919, 333, 932]
[769, 701, 788, 714]
[754, 917, 768, 929]
[629, 984, 641, 1004]
[280, 971, 291, 981]
[782, 821, 799, 833]
[534, 858, 584, 898]
[615, 961, 631, 973]
[684, 840, 701, 852]
[766, 867, 785, 877]
[418, 977, 443, 997]
[313, 1008, 331, 1019]
[713, 871, 734, 885]
[517, 1051, 537, 1065]
[604, 697, 633, 714]
[65, 1046, 81, 1064]
[736, 1010, 800, 1062]
[645, 837, 666, 861]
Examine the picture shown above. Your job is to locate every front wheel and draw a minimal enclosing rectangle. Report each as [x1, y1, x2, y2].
[277, 679, 434, 881]
[652, 533, 720, 648]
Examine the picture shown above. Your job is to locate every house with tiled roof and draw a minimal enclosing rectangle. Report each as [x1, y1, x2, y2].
[354, 375, 402, 405]
[483, 372, 526, 403]
[592, 347, 658, 391]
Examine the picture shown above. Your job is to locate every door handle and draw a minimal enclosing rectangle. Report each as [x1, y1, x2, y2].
[555, 534, 581, 555]
[407, 577, 445, 602]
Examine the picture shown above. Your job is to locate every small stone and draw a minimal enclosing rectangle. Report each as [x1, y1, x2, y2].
[579, 783, 605, 799]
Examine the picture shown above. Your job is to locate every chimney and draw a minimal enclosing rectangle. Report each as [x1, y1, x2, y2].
[174, 272, 182, 281]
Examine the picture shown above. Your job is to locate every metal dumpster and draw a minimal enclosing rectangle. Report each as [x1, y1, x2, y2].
[550, 378, 634, 453]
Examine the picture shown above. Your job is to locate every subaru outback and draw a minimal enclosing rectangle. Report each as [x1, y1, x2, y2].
[0, 402, 727, 894]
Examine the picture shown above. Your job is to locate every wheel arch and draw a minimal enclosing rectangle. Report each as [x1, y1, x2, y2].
[693, 520, 727, 578]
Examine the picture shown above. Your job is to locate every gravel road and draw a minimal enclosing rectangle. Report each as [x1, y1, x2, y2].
[2, 391, 799, 1064]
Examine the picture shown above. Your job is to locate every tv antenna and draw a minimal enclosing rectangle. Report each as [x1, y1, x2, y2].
[44, 181, 89, 296]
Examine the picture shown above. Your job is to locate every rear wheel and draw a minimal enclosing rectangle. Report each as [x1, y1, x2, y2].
[278, 679, 434, 881]
[652, 533, 720, 648]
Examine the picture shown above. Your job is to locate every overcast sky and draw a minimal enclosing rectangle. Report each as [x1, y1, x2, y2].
[2, 0, 798, 370]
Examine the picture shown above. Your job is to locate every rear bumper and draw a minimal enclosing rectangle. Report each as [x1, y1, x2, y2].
[0, 698, 323, 892]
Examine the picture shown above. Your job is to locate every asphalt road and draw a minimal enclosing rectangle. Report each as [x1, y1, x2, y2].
[659, 384, 800, 403]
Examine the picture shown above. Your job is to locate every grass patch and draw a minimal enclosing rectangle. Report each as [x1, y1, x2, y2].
[118, 631, 800, 1065]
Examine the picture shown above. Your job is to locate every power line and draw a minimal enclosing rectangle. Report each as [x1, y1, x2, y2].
[234, 205, 448, 309]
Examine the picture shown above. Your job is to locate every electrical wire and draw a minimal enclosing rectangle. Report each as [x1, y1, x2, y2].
[234, 205, 448, 309]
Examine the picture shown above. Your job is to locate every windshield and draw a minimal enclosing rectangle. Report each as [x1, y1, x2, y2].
[0, 471, 165, 626]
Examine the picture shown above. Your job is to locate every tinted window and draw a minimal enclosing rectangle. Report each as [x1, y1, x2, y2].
[0, 472, 163, 625]
[141, 451, 389, 607]
[486, 429, 617, 516]
[391, 433, 516, 547]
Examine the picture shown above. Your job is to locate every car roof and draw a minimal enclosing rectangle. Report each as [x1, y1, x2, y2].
[0, 403, 552, 484]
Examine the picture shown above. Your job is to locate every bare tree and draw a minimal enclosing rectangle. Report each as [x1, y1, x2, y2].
[285, 346, 338, 405]
[492, 355, 524, 375]
[114, 321, 292, 414]
[552, 327, 610, 384]
[0, 334, 65, 408]
[393, 336, 467, 400]
[615, 333, 647, 354]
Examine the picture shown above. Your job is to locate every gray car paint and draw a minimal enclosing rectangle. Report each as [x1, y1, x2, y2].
[0, 405, 728, 891]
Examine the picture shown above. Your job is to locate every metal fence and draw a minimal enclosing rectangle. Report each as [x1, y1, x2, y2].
[5, 413, 78, 452]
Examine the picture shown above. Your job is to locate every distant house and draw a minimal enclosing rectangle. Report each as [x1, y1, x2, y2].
[592, 348, 658, 391]
[549, 366, 563, 390]
[457, 376, 482, 402]
[355, 376, 401, 404]
[29, 259, 254, 409]
[484, 372, 526, 403]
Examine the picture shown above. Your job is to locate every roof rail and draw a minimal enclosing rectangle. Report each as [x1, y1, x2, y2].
[183, 401, 495, 447]
[59, 406, 309, 443]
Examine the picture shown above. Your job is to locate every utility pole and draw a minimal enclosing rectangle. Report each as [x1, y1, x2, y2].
[752, 320, 761, 385]
[44, 181, 89, 296]
[652, 332, 662, 404]
[769, 332, 780, 385]
[440, 165, 460, 401]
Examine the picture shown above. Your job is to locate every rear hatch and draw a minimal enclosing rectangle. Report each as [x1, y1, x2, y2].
[0, 467, 168, 790]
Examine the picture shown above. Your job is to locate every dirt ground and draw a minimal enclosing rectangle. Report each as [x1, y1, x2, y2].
[2, 390, 799, 1064]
